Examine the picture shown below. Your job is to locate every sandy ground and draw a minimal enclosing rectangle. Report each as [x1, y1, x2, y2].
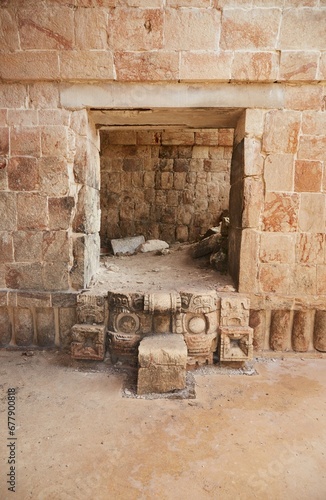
[90, 243, 235, 295]
[0, 351, 326, 499]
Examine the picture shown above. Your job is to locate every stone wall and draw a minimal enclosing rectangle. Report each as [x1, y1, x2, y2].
[100, 129, 233, 246]
[0, 0, 325, 353]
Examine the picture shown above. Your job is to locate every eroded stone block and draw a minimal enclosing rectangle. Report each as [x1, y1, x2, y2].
[292, 310, 313, 352]
[71, 324, 105, 360]
[219, 326, 253, 362]
[313, 311, 326, 352]
[220, 295, 250, 327]
[270, 310, 291, 351]
[14, 307, 34, 346]
[77, 293, 107, 324]
[36, 308, 55, 347]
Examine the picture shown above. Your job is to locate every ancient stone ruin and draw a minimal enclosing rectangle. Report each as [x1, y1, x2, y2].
[0, 0, 326, 391]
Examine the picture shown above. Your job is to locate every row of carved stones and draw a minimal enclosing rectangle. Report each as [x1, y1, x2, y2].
[71, 291, 253, 364]
[250, 309, 326, 352]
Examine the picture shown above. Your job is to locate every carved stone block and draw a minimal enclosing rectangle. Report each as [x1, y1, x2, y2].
[220, 295, 250, 327]
[108, 330, 142, 361]
[77, 293, 107, 324]
[181, 291, 218, 314]
[71, 324, 106, 360]
[219, 326, 253, 361]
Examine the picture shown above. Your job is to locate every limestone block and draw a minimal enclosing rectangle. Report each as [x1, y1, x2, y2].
[262, 111, 301, 154]
[181, 292, 218, 314]
[0, 193, 16, 231]
[184, 332, 217, 358]
[138, 334, 187, 368]
[0, 7, 19, 51]
[16, 292, 51, 308]
[292, 310, 313, 353]
[296, 233, 324, 265]
[258, 264, 290, 295]
[6, 263, 43, 291]
[220, 296, 250, 327]
[73, 185, 100, 234]
[180, 52, 232, 81]
[264, 154, 294, 192]
[17, 193, 47, 230]
[13, 231, 43, 263]
[298, 136, 326, 162]
[259, 233, 296, 264]
[164, 9, 220, 51]
[278, 9, 326, 50]
[289, 265, 316, 296]
[219, 326, 253, 361]
[75, 7, 108, 50]
[0, 127, 9, 156]
[77, 294, 107, 325]
[39, 157, 69, 197]
[10, 126, 41, 156]
[110, 8, 163, 51]
[36, 308, 55, 347]
[28, 82, 59, 109]
[52, 292, 78, 308]
[262, 192, 299, 232]
[317, 266, 326, 295]
[38, 109, 70, 127]
[232, 52, 278, 82]
[298, 193, 325, 233]
[14, 308, 34, 346]
[71, 324, 106, 360]
[294, 160, 322, 192]
[284, 85, 323, 111]
[313, 311, 326, 352]
[43, 262, 69, 292]
[111, 235, 145, 255]
[137, 366, 186, 395]
[220, 8, 281, 50]
[48, 197, 75, 231]
[115, 51, 179, 81]
[8, 157, 39, 191]
[0, 291, 8, 307]
[0, 84, 27, 108]
[302, 111, 326, 136]
[42, 231, 69, 263]
[60, 51, 115, 80]
[242, 176, 264, 228]
[144, 292, 181, 314]
[0, 307, 12, 346]
[244, 138, 264, 177]
[279, 51, 318, 81]
[0, 232, 13, 263]
[238, 229, 260, 294]
[59, 307, 77, 351]
[249, 310, 266, 351]
[270, 310, 291, 351]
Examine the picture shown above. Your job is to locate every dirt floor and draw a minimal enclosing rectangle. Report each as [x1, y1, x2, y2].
[1, 351, 326, 499]
[89, 242, 235, 295]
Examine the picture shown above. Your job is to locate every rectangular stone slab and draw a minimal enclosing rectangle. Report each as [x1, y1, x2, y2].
[138, 333, 187, 368]
[111, 235, 145, 255]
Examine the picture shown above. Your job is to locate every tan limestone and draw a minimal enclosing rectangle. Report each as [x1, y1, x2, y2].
[264, 154, 294, 192]
[279, 51, 318, 81]
[232, 52, 278, 81]
[109, 9, 163, 51]
[262, 192, 299, 232]
[278, 9, 326, 50]
[298, 193, 325, 233]
[294, 160, 322, 192]
[262, 110, 301, 154]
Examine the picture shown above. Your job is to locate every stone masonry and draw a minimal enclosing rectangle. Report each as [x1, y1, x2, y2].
[0, 1, 325, 356]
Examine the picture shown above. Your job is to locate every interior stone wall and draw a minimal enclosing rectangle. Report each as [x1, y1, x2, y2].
[100, 128, 233, 246]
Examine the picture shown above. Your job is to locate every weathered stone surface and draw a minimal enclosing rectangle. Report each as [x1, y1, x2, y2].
[115, 51, 179, 81]
[249, 310, 265, 351]
[296, 233, 324, 265]
[60, 51, 115, 80]
[0, 51, 60, 81]
[138, 239, 169, 253]
[111, 235, 145, 255]
[137, 365, 186, 395]
[73, 186, 100, 234]
[75, 7, 108, 50]
[138, 334, 187, 368]
[284, 85, 323, 111]
[43, 231, 69, 263]
[219, 326, 253, 361]
[279, 51, 318, 81]
[59, 307, 77, 351]
[165, 9, 220, 51]
[259, 233, 295, 264]
[36, 308, 55, 347]
[6, 263, 43, 291]
[232, 52, 278, 81]
[317, 266, 326, 295]
[13, 231, 43, 263]
[292, 310, 313, 352]
[48, 197, 74, 230]
[297, 136, 326, 162]
[298, 193, 325, 233]
[0, 232, 13, 263]
[71, 323, 106, 360]
[43, 262, 69, 291]
[192, 233, 222, 258]
[39, 157, 69, 196]
[263, 111, 301, 154]
[77, 293, 107, 325]
[0, 193, 16, 231]
[220, 296, 250, 327]
[0, 307, 12, 346]
[294, 160, 322, 192]
[17, 193, 47, 230]
[14, 307, 34, 346]
[270, 310, 291, 351]
[17, 291, 51, 308]
[259, 263, 290, 294]
[264, 154, 294, 192]
[262, 193, 299, 232]
[110, 8, 163, 51]
[313, 311, 326, 352]
[289, 265, 316, 296]
[8, 157, 39, 191]
[242, 176, 264, 228]
[278, 9, 326, 50]
[180, 52, 232, 81]
[220, 8, 281, 50]
[52, 292, 78, 308]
